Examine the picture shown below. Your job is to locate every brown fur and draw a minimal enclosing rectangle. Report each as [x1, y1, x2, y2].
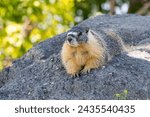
[61, 30, 106, 77]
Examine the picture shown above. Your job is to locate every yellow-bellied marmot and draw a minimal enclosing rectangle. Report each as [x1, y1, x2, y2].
[61, 26, 125, 77]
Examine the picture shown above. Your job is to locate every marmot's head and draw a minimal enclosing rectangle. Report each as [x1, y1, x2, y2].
[66, 26, 89, 47]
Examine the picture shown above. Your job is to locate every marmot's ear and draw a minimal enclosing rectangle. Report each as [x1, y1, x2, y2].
[89, 30, 95, 35]
[85, 27, 89, 33]
[89, 30, 99, 39]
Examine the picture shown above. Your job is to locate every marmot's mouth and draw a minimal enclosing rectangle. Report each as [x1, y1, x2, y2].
[66, 40, 79, 47]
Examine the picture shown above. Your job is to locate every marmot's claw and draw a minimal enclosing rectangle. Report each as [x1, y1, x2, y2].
[71, 73, 79, 78]
[81, 68, 91, 74]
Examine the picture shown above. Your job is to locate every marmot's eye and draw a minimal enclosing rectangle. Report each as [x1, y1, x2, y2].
[78, 32, 82, 36]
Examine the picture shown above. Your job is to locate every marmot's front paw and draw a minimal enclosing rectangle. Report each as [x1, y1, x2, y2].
[66, 67, 80, 78]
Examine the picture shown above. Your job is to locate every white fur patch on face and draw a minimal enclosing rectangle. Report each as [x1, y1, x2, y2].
[67, 32, 78, 36]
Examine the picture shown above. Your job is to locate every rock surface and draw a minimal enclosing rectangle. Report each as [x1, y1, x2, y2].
[0, 14, 150, 100]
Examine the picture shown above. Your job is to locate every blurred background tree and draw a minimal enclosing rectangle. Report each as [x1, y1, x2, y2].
[0, 0, 150, 70]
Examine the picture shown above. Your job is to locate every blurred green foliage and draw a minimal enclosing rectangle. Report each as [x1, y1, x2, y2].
[0, 0, 74, 70]
[0, 0, 149, 70]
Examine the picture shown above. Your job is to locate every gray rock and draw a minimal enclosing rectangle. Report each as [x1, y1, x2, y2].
[0, 14, 150, 100]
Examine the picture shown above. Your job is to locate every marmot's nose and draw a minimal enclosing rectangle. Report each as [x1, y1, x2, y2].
[67, 37, 72, 42]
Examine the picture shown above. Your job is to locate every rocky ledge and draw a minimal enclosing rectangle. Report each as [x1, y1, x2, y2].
[0, 14, 150, 99]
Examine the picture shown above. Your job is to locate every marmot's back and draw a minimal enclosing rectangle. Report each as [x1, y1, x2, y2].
[93, 29, 125, 60]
